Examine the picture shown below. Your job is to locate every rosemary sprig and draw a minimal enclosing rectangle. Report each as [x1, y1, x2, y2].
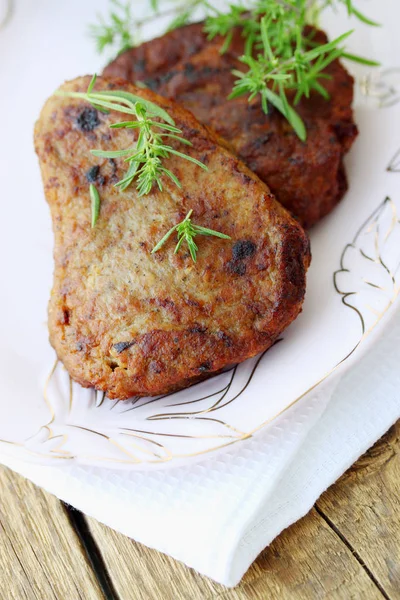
[89, 0, 206, 54]
[89, 0, 134, 54]
[229, 19, 355, 141]
[205, 1, 379, 141]
[90, 0, 379, 141]
[151, 209, 231, 262]
[56, 75, 207, 196]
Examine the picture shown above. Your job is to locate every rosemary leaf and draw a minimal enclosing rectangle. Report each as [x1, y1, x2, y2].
[90, 184, 101, 228]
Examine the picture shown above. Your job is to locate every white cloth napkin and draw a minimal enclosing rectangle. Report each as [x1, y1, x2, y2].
[2, 309, 399, 587]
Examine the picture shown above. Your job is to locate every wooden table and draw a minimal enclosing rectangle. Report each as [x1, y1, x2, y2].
[1, 422, 399, 600]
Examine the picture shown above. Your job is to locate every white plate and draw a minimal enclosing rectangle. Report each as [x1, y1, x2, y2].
[0, 0, 399, 470]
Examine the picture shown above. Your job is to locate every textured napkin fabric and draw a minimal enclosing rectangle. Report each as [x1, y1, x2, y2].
[2, 308, 399, 587]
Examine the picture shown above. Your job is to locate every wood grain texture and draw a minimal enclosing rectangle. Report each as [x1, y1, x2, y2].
[0, 467, 103, 600]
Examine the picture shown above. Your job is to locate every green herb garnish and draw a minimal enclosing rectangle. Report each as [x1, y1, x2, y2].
[89, 0, 134, 54]
[90, 0, 379, 141]
[56, 74, 207, 196]
[90, 184, 101, 227]
[151, 209, 231, 262]
[207, 2, 380, 141]
[228, 20, 356, 141]
[88, 0, 202, 54]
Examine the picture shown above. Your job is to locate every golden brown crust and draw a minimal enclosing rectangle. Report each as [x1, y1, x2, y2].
[103, 24, 358, 228]
[35, 76, 310, 399]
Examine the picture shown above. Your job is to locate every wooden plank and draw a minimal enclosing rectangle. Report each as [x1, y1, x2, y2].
[0, 466, 104, 600]
[87, 506, 380, 599]
[317, 421, 400, 599]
